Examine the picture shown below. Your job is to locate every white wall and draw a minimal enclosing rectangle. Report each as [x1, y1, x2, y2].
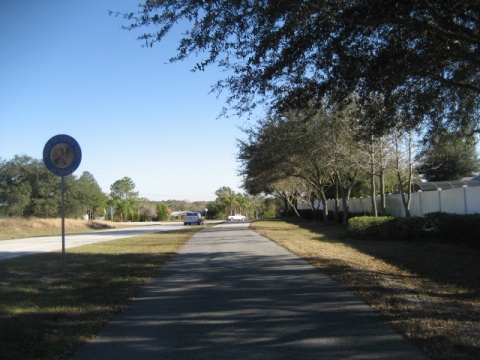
[298, 186, 480, 217]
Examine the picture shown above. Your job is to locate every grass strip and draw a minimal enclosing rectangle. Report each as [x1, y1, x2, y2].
[250, 218, 480, 360]
[0, 217, 126, 241]
[0, 227, 200, 360]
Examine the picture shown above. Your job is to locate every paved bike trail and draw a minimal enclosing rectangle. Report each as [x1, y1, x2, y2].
[70, 222, 428, 360]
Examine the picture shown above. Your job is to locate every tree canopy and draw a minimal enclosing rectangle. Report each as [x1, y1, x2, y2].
[110, 177, 139, 221]
[110, 177, 138, 201]
[0, 156, 107, 218]
[214, 186, 249, 215]
[117, 1, 480, 132]
[416, 134, 480, 181]
[156, 202, 169, 221]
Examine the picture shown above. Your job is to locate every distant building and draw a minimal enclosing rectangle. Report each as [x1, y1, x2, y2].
[413, 176, 480, 191]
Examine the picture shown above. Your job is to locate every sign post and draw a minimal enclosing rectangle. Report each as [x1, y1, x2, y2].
[43, 134, 82, 275]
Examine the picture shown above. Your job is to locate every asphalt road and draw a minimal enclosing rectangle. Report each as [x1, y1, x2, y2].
[70, 222, 428, 360]
[0, 222, 187, 261]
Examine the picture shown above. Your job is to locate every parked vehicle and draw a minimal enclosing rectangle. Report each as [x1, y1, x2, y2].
[227, 214, 246, 221]
[184, 212, 204, 225]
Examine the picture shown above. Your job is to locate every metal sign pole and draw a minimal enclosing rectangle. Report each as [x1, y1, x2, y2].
[61, 175, 66, 275]
[43, 134, 82, 276]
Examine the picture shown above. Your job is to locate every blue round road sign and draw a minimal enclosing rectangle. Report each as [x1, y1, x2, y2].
[43, 134, 82, 176]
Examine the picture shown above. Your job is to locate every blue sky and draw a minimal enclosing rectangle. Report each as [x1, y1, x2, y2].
[0, 0, 257, 201]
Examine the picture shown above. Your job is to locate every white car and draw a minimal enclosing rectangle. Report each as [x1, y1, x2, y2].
[184, 212, 204, 225]
[227, 214, 246, 221]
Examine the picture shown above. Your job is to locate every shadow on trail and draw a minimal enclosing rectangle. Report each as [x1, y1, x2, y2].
[70, 224, 427, 360]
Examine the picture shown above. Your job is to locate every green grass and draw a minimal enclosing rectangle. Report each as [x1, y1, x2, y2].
[0, 227, 201, 360]
[251, 218, 480, 360]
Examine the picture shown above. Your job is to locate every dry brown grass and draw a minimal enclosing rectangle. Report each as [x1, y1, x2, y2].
[0, 217, 119, 240]
[0, 228, 199, 360]
[251, 218, 480, 360]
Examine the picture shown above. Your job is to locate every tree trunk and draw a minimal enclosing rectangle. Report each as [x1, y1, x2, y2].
[310, 193, 318, 221]
[379, 170, 386, 216]
[394, 130, 414, 218]
[286, 195, 303, 218]
[319, 191, 329, 224]
[333, 182, 340, 223]
[369, 136, 378, 216]
[370, 168, 378, 216]
[396, 169, 411, 217]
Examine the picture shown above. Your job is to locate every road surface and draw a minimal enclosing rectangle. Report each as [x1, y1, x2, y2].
[0, 222, 187, 261]
[70, 222, 428, 360]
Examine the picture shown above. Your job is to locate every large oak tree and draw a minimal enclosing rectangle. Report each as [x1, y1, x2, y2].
[116, 1, 480, 132]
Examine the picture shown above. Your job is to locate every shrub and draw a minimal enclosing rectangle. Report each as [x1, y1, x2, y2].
[348, 216, 440, 241]
[348, 213, 480, 248]
[424, 212, 480, 247]
[347, 216, 393, 239]
[388, 216, 430, 241]
[297, 209, 325, 221]
[297, 209, 356, 223]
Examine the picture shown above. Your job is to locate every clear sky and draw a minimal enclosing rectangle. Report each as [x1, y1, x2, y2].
[0, 0, 257, 201]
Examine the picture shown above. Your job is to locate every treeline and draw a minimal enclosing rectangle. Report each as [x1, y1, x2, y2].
[0, 155, 164, 221]
[0, 155, 107, 219]
[193, 186, 280, 220]
[0, 155, 283, 221]
[159, 186, 281, 220]
[238, 103, 480, 224]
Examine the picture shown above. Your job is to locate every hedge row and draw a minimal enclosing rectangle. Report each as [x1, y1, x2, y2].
[296, 209, 350, 222]
[347, 212, 480, 247]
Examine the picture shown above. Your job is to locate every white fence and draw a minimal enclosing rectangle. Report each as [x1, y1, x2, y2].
[299, 186, 480, 218]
